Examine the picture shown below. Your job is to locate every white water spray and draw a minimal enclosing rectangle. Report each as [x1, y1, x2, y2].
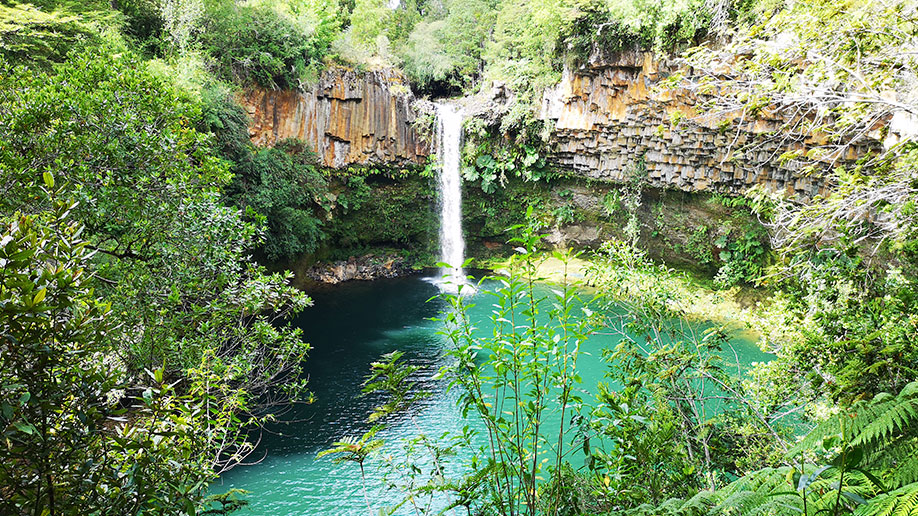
[435, 103, 469, 293]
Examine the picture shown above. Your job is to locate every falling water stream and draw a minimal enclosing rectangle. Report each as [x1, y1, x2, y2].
[434, 103, 468, 293]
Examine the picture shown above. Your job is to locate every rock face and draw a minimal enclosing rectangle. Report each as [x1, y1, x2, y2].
[237, 56, 886, 198]
[240, 67, 429, 168]
[541, 51, 883, 198]
[303, 254, 412, 284]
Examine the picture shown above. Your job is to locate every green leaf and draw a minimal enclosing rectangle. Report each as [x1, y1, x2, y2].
[33, 288, 46, 305]
[43, 172, 54, 189]
[13, 421, 35, 435]
[852, 468, 886, 491]
[841, 491, 867, 505]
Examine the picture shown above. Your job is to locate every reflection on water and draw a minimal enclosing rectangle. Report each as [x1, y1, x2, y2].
[213, 274, 769, 515]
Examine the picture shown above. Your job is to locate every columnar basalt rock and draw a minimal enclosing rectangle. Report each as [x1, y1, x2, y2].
[540, 51, 884, 198]
[238, 57, 886, 199]
[240, 67, 429, 168]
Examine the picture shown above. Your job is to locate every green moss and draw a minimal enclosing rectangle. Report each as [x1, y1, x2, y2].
[323, 174, 438, 261]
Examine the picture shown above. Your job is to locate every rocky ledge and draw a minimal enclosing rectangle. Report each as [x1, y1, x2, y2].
[540, 51, 885, 199]
[237, 54, 895, 200]
[304, 254, 413, 284]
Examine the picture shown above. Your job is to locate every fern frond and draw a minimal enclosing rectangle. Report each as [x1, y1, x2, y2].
[789, 382, 918, 460]
[710, 490, 770, 515]
[624, 502, 666, 516]
[677, 489, 720, 516]
[885, 444, 918, 488]
[725, 467, 792, 495]
[656, 497, 689, 514]
[749, 493, 803, 516]
[855, 482, 918, 516]
[852, 396, 918, 451]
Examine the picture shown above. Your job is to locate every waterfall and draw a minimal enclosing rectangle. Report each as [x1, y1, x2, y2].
[435, 103, 469, 293]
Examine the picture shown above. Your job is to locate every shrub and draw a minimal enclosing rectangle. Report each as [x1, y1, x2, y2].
[198, 4, 332, 88]
[225, 139, 330, 262]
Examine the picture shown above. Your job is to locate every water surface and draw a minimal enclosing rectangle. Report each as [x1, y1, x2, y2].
[214, 275, 768, 515]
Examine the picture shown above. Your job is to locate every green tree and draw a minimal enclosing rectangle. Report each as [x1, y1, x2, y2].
[198, 2, 333, 88]
[0, 198, 118, 515]
[224, 139, 329, 263]
[0, 194, 268, 515]
[0, 48, 314, 505]
[399, 0, 497, 89]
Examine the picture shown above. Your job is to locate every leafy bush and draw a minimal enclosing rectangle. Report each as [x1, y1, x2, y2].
[713, 220, 769, 287]
[762, 250, 918, 403]
[0, 198, 284, 515]
[399, 19, 455, 87]
[0, 1, 113, 69]
[198, 3, 335, 88]
[462, 141, 551, 193]
[225, 139, 330, 262]
[323, 175, 437, 257]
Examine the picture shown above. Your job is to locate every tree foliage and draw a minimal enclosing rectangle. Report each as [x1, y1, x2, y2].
[0, 46, 314, 513]
[0, 1, 116, 69]
[0, 197, 250, 515]
[224, 139, 330, 262]
[198, 2, 336, 88]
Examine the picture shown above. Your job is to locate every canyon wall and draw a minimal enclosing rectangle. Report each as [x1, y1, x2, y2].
[239, 56, 886, 198]
[540, 51, 882, 198]
[240, 67, 429, 168]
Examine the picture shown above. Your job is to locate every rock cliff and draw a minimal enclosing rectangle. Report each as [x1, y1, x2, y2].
[240, 67, 429, 168]
[540, 51, 883, 198]
[238, 56, 887, 198]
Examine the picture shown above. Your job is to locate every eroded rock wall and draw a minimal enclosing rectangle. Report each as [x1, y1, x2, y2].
[541, 52, 882, 198]
[240, 67, 429, 168]
[238, 56, 884, 198]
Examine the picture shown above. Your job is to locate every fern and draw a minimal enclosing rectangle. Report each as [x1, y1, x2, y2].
[855, 482, 918, 516]
[790, 382, 918, 460]
[852, 396, 918, 451]
[884, 443, 918, 488]
[620, 383, 918, 516]
[677, 490, 720, 515]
